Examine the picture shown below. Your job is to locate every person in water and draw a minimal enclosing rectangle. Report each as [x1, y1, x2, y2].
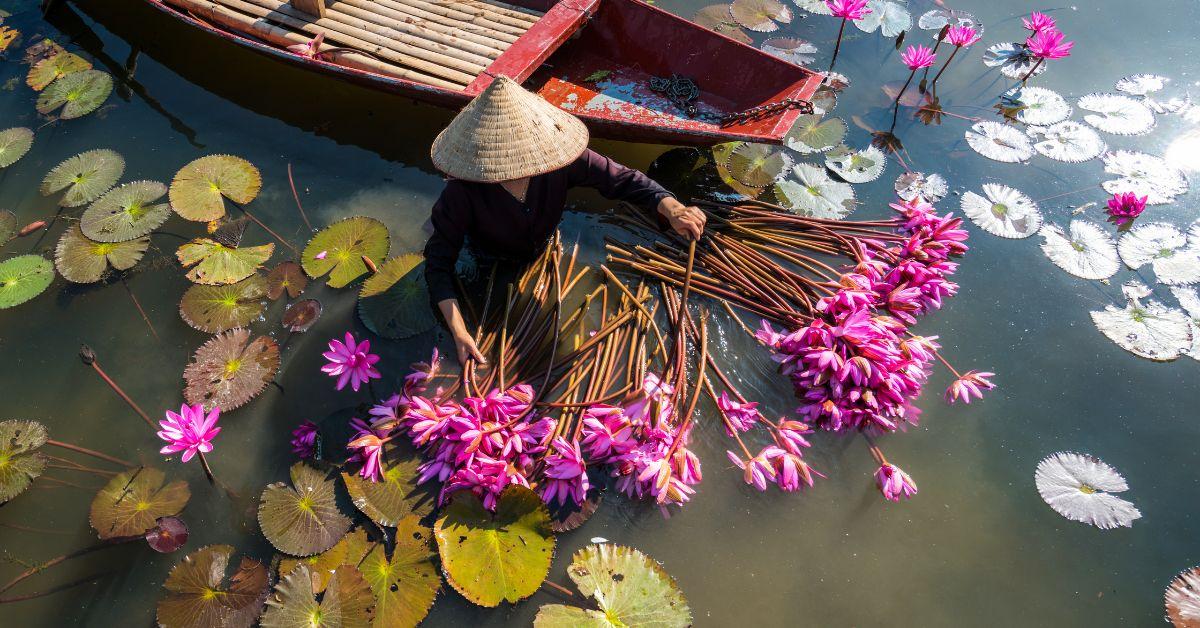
[424, 76, 706, 366]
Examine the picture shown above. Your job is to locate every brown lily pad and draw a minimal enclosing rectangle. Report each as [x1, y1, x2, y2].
[183, 328, 279, 411]
[156, 545, 270, 628]
[89, 467, 190, 540]
[267, 261, 308, 300]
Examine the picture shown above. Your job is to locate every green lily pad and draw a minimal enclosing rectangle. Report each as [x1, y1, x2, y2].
[356, 254, 437, 340]
[784, 114, 847, 154]
[89, 467, 191, 539]
[267, 261, 308, 300]
[55, 224, 149, 283]
[360, 516, 439, 628]
[341, 443, 432, 527]
[0, 210, 15, 247]
[0, 420, 48, 504]
[179, 274, 269, 333]
[0, 127, 33, 169]
[169, 155, 262, 222]
[183, 328, 280, 411]
[302, 217, 390, 289]
[712, 142, 766, 199]
[80, 180, 170, 242]
[724, 142, 792, 188]
[261, 564, 375, 628]
[26, 51, 90, 90]
[177, 238, 274, 285]
[534, 544, 692, 628]
[0, 255, 55, 309]
[0, 26, 19, 53]
[41, 148, 125, 207]
[259, 462, 352, 557]
[36, 69, 112, 119]
[156, 545, 270, 628]
[434, 485, 554, 607]
[279, 528, 373, 595]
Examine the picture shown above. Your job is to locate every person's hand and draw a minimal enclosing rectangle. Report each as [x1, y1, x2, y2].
[658, 198, 706, 240]
[453, 331, 486, 366]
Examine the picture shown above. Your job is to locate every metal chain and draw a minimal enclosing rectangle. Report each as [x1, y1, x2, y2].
[648, 74, 814, 126]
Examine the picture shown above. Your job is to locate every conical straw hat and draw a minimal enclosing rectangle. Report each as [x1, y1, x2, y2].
[431, 76, 589, 183]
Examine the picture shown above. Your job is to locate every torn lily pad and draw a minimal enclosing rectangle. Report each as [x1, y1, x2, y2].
[1170, 286, 1200, 359]
[960, 184, 1042, 239]
[825, 145, 886, 183]
[728, 0, 792, 33]
[81, 180, 170, 242]
[157, 545, 269, 628]
[1102, 150, 1188, 205]
[183, 328, 280, 411]
[180, 275, 269, 333]
[258, 462, 352, 557]
[1031, 121, 1106, 163]
[55, 224, 148, 283]
[965, 120, 1033, 163]
[784, 114, 846, 154]
[1038, 220, 1119, 279]
[1035, 452, 1141, 529]
[1078, 93, 1156, 136]
[360, 517, 440, 627]
[773, 163, 856, 219]
[854, 0, 912, 38]
[534, 544, 691, 628]
[1090, 280, 1192, 361]
[170, 155, 262, 222]
[0, 420, 47, 504]
[0, 127, 33, 168]
[278, 528, 373, 594]
[177, 238, 274, 285]
[1118, 222, 1200, 286]
[261, 564, 374, 628]
[761, 38, 818, 66]
[89, 467, 190, 539]
[301, 217, 390, 289]
[1001, 86, 1071, 126]
[26, 51, 90, 91]
[41, 149, 124, 207]
[983, 42, 1046, 79]
[894, 171, 948, 203]
[35, 69, 112, 119]
[0, 255, 55, 309]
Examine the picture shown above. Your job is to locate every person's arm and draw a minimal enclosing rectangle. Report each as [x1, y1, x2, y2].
[568, 149, 706, 239]
[424, 186, 486, 365]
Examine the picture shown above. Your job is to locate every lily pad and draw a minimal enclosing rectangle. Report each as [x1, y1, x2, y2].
[0, 255, 55, 309]
[761, 38, 817, 66]
[259, 462, 352, 557]
[965, 120, 1033, 163]
[784, 114, 846, 154]
[894, 171, 948, 203]
[177, 238, 274, 285]
[960, 184, 1042, 239]
[89, 467, 191, 539]
[691, 5, 751, 44]
[773, 162, 856, 219]
[1101, 150, 1189, 205]
[26, 51, 90, 90]
[146, 516, 189, 553]
[1170, 286, 1200, 359]
[728, 0, 791, 33]
[180, 275, 269, 333]
[1091, 281, 1192, 361]
[982, 42, 1046, 80]
[36, 69, 112, 119]
[0, 211, 15, 247]
[854, 0, 911, 37]
[41, 149, 125, 207]
[55, 224, 149, 283]
[0, 127, 33, 170]
[534, 544, 692, 628]
[0, 26, 19, 53]
[80, 180, 170, 242]
[1030, 121, 1106, 163]
[279, 528, 373, 595]
[434, 485, 554, 607]
[793, 0, 831, 15]
[341, 443, 433, 527]
[283, 299, 323, 333]
[1118, 222, 1200, 286]
[917, 8, 981, 39]
[1039, 220, 1120, 280]
[267, 261, 308, 300]
[712, 142, 767, 199]
[157, 545, 270, 628]
[261, 564, 374, 628]
[1035, 452, 1142, 529]
[356, 254, 437, 340]
[360, 516, 440, 628]
[825, 145, 886, 183]
[1001, 86, 1071, 126]
[1079, 93, 1156, 136]
[302, 217, 390, 289]
[726, 142, 792, 187]
[1165, 566, 1200, 627]
[1116, 74, 1168, 96]
[183, 328, 279, 411]
[0, 420, 47, 504]
[170, 155, 262, 222]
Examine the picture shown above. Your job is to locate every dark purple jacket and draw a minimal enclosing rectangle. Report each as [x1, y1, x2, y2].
[424, 149, 672, 303]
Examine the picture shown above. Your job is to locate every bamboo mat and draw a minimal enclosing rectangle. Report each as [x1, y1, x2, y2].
[165, 0, 544, 89]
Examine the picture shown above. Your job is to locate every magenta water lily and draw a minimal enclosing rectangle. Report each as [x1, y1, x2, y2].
[321, 331, 381, 392]
[894, 46, 937, 131]
[1019, 15, 1074, 82]
[1106, 192, 1148, 227]
[157, 404, 220, 463]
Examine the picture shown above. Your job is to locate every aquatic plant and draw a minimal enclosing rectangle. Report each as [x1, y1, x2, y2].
[301, 216, 391, 288]
[1078, 92, 1156, 136]
[1001, 86, 1072, 125]
[169, 155, 262, 222]
[265, 260, 307, 300]
[258, 462, 353, 556]
[35, 69, 112, 119]
[145, 516, 189, 553]
[0, 127, 33, 168]
[761, 37, 819, 66]
[176, 237, 274, 285]
[0, 255, 54, 309]
[825, 144, 886, 183]
[964, 120, 1034, 163]
[1165, 567, 1200, 627]
[728, 0, 792, 33]
[1021, 26, 1073, 82]
[282, 299, 322, 333]
[179, 275, 269, 333]
[960, 183, 1043, 239]
[157, 403, 222, 483]
[1091, 281, 1193, 361]
[90, 467, 191, 539]
[1022, 11, 1056, 33]
[26, 52, 90, 91]
[1034, 451, 1141, 529]
[290, 421, 319, 459]
[1101, 150, 1189, 205]
[357, 253, 438, 339]
[41, 149, 125, 207]
[853, 0, 911, 39]
[80, 180, 171, 242]
[825, 0, 871, 71]
[54, 224, 148, 284]
[156, 545, 269, 627]
[534, 544, 691, 627]
[784, 114, 847, 154]
[1106, 192, 1148, 227]
[894, 171, 948, 203]
[322, 331, 382, 392]
[873, 461, 917, 502]
[182, 328, 280, 411]
[1038, 220, 1120, 280]
[1117, 221, 1200, 285]
[0, 420, 48, 504]
[692, 5, 752, 44]
[1030, 121, 1106, 163]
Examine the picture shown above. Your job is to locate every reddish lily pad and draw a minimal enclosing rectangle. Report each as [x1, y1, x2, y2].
[182, 328, 280, 411]
[156, 545, 270, 628]
[267, 261, 308, 300]
[89, 467, 191, 539]
[146, 516, 190, 553]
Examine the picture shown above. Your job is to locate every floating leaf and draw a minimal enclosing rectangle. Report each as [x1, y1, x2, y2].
[177, 238, 274, 285]
[0, 420, 47, 504]
[183, 328, 279, 411]
[691, 5, 752, 44]
[534, 544, 691, 628]
[302, 217, 390, 289]
[0, 255, 54, 309]
[712, 142, 766, 199]
[917, 8, 981, 39]
[180, 275, 269, 333]
[548, 491, 602, 533]
[41, 148, 124, 207]
[1039, 220, 1119, 280]
[854, 0, 911, 37]
[894, 171, 948, 203]
[1091, 281, 1192, 361]
[146, 516, 189, 553]
[1116, 74, 1168, 96]
[279, 528, 373, 595]
[26, 51, 90, 91]
[1118, 222, 1200, 286]
[783, 114, 846, 154]
[1078, 93, 1156, 136]
[825, 145, 886, 183]
[283, 299, 323, 333]
[0, 127, 33, 168]
[55, 224, 148, 283]
[80, 180, 170, 242]
[267, 261, 308, 300]
[360, 517, 440, 628]
[157, 545, 269, 628]
[36, 69, 112, 119]
[960, 184, 1042, 239]
[1030, 121, 1106, 163]
[24, 39, 67, 65]
[259, 462, 352, 557]
[1165, 567, 1200, 627]
[170, 155, 262, 222]
[0, 210, 16, 247]
[212, 216, 250, 249]
[982, 42, 1045, 80]
[725, 142, 792, 187]
[0, 26, 19, 53]
[793, 0, 831, 15]
[965, 120, 1033, 163]
[434, 485, 554, 607]
[1170, 286, 1200, 359]
[728, 0, 791, 33]
[1102, 150, 1189, 205]
[1001, 86, 1071, 126]
[341, 443, 433, 527]
[261, 564, 374, 628]
[1035, 452, 1142, 529]
[773, 163, 855, 219]
[89, 467, 191, 539]
[761, 38, 817, 66]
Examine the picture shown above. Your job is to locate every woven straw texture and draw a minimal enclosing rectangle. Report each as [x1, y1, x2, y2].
[431, 76, 589, 182]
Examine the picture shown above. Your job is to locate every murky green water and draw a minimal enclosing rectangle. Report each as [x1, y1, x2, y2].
[1, 0, 1198, 625]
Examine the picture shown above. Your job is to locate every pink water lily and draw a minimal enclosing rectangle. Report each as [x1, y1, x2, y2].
[945, 25, 980, 48]
[347, 418, 387, 482]
[727, 449, 775, 491]
[875, 462, 917, 501]
[900, 45, 936, 70]
[158, 404, 221, 463]
[1022, 11, 1056, 33]
[290, 421, 319, 459]
[322, 331, 381, 391]
[945, 370, 995, 404]
[1106, 192, 1147, 226]
[1026, 28, 1073, 60]
[716, 392, 761, 436]
[825, 0, 870, 20]
[539, 437, 590, 506]
[286, 32, 324, 59]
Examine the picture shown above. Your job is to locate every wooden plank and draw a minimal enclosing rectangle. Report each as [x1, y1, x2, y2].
[336, 0, 513, 51]
[321, 4, 495, 67]
[290, 0, 326, 18]
[369, 0, 521, 45]
[384, 0, 528, 37]
[331, 0, 504, 59]
[467, 0, 594, 93]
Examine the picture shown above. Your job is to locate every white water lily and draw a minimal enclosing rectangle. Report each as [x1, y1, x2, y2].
[1091, 280, 1193, 361]
[1078, 93, 1156, 136]
[1031, 121, 1106, 163]
[1003, 86, 1071, 126]
[825, 145, 886, 183]
[983, 42, 1046, 80]
[894, 171, 948, 203]
[965, 120, 1034, 163]
[773, 163, 855, 219]
[1169, 286, 1200, 359]
[1165, 567, 1200, 627]
[1035, 452, 1141, 530]
[1101, 150, 1189, 205]
[1039, 220, 1119, 279]
[854, 0, 911, 37]
[960, 184, 1042, 239]
[1117, 222, 1200, 286]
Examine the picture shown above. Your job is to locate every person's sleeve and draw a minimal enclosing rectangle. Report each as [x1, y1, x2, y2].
[567, 149, 674, 214]
[423, 185, 469, 304]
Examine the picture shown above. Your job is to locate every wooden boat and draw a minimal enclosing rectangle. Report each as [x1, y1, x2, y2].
[144, 0, 823, 145]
